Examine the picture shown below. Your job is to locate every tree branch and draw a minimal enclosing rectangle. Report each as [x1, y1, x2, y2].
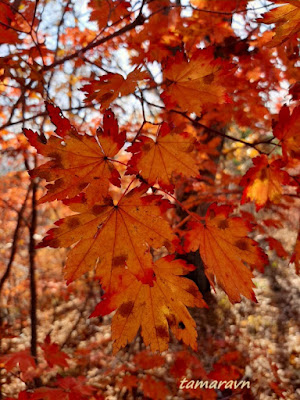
[0, 185, 31, 295]
[42, 13, 145, 72]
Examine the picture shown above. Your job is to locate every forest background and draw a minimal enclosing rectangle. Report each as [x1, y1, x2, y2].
[0, 0, 299, 399]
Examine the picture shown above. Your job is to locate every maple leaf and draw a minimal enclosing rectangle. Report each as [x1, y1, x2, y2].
[24, 106, 125, 205]
[208, 352, 243, 381]
[83, 67, 149, 109]
[30, 388, 68, 400]
[0, 2, 21, 45]
[31, 377, 95, 400]
[4, 391, 32, 400]
[0, 349, 35, 375]
[273, 105, 300, 160]
[133, 350, 165, 370]
[45, 102, 74, 137]
[162, 48, 231, 115]
[259, 0, 300, 47]
[267, 237, 288, 258]
[88, 0, 131, 29]
[126, 122, 199, 191]
[170, 350, 207, 379]
[184, 204, 268, 303]
[37, 185, 175, 287]
[92, 256, 206, 353]
[240, 155, 290, 211]
[40, 335, 70, 368]
[118, 375, 138, 392]
[56, 376, 95, 399]
[140, 376, 170, 400]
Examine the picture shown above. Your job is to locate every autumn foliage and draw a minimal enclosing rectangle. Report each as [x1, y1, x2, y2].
[0, 0, 299, 398]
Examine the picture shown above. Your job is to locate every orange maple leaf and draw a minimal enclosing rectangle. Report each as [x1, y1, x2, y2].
[240, 155, 290, 210]
[184, 204, 268, 303]
[98, 256, 206, 353]
[88, 0, 130, 29]
[40, 335, 70, 368]
[259, 0, 300, 47]
[273, 105, 300, 160]
[37, 185, 175, 288]
[162, 48, 231, 115]
[127, 122, 199, 191]
[83, 67, 149, 109]
[24, 106, 125, 205]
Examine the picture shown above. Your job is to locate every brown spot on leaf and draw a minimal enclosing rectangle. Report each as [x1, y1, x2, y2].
[259, 168, 268, 180]
[48, 152, 63, 168]
[235, 239, 249, 251]
[92, 204, 103, 215]
[67, 217, 80, 229]
[142, 143, 152, 152]
[118, 301, 134, 318]
[218, 219, 229, 229]
[203, 73, 214, 84]
[112, 255, 127, 267]
[155, 325, 169, 339]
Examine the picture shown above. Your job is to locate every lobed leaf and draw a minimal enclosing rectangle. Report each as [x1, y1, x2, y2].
[184, 204, 268, 303]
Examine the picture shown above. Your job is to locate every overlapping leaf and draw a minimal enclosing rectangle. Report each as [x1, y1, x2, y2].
[83, 67, 149, 109]
[240, 155, 290, 210]
[40, 335, 70, 368]
[92, 256, 206, 353]
[88, 0, 131, 29]
[37, 185, 175, 288]
[162, 48, 231, 115]
[184, 204, 268, 303]
[273, 105, 300, 160]
[24, 105, 125, 205]
[259, 0, 300, 47]
[127, 122, 199, 191]
[0, 349, 35, 375]
[0, 2, 21, 44]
